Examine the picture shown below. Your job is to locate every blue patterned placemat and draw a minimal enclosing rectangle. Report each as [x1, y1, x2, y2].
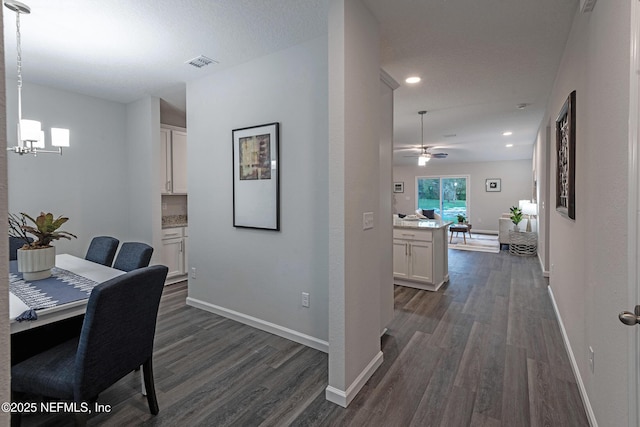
[9, 260, 98, 321]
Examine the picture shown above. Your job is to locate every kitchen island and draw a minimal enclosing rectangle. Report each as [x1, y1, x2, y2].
[393, 219, 452, 291]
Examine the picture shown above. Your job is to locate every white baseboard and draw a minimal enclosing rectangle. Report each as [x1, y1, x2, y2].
[547, 287, 598, 426]
[186, 297, 329, 353]
[470, 229, 498, 235]
[325, 351, 384, 407]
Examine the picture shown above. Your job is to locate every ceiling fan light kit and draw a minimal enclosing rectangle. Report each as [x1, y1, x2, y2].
[414, 110, 447, 166]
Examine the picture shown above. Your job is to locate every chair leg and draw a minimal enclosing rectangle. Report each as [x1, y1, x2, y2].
[142, 359, 159, 415]
[74, 411, 88, 427]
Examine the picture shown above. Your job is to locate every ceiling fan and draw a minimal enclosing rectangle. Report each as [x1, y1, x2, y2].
[403, 111, 448, 165]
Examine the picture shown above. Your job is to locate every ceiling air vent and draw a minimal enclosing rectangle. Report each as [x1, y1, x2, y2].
[185, 55, 218, 69]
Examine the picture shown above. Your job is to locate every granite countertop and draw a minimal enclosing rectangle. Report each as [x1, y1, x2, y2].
[162, 215, 188, 229]
[393, 219, 453, 230]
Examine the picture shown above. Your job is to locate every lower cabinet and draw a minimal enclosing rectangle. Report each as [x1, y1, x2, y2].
[393, 239, 433, 283]
[393, 226, 448, 292]
[161, 227, 188, 281]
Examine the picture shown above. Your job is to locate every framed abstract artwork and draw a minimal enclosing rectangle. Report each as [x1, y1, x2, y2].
[556, 91, 576, 220]
[232, 122, 280, 230]
[485, 178, 501, 192]
[393, 182, 404, 193]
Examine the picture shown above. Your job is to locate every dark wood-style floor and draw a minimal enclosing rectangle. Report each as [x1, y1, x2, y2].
[17, 248, 588, 426]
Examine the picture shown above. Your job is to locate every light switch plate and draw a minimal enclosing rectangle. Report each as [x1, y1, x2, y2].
[363, 212, 374, 230]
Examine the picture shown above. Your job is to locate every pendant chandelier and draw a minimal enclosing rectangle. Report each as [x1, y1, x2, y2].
[4, 0, 69, 156]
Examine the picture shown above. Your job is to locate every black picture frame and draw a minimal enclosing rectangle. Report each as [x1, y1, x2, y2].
[232, 122, 280, 230]
[555, 91, 576, 220]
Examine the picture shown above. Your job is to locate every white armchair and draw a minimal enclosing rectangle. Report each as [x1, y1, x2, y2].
[498, 216, 512, 248]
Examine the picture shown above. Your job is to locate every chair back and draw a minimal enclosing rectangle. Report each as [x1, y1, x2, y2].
[85, 236, 120, 266]
[73, 265, 168, 401]
[9, 237, 32, 261]
[113, 242, 154, 272]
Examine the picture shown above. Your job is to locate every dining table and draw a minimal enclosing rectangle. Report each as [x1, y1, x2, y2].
[9, 253, 125, 334]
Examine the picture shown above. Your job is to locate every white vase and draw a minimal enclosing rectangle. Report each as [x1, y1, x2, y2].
[17, 246, 56, 281]
[513, 223, 520, 232]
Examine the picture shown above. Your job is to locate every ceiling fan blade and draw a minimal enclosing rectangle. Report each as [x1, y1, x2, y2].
[431, 153, 448, 158]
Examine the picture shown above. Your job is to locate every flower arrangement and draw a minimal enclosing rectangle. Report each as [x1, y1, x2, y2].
[456, 214, 466, 223]
[8, 212, 76, 249]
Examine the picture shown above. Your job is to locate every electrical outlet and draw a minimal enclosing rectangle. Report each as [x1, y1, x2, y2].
[589, 346, 594, 373]
[162, 203, 168, 211]
[301, 292, 310, 308]
[191, 267, 196, 279]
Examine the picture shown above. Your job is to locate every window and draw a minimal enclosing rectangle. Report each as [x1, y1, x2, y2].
[416, 176, 469, 222]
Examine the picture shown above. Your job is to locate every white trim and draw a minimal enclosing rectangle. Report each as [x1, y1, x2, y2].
[325, 351, 384, 407]
[628, 2, 640, 426]
[379, 69, 400, 90]
[160, 123, 187, 132]
[548, 286, 598, 426]
[186, 297, 329, 353]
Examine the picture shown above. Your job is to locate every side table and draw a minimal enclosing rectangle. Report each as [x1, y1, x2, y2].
[449, 223, 472, 244]
[508, 230, 537, 256]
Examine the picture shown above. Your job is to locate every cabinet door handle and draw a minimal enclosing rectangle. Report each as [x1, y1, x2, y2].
[180, 240, 184, 253]
[408, 243, 411, 256]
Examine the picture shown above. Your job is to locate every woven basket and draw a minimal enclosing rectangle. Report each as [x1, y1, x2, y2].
[508, 231, 537, 256]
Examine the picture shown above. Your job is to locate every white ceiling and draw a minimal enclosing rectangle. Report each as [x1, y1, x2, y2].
[2, 0, 578, 164]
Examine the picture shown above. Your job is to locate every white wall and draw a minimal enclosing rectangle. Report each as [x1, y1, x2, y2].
[125, 96, 162, 264]
[542, 2, 631, 425]
[394, 159, 534, 232]
[6, 81, 132, 257]
[0, 6, 10, 420]
[186, 36, 329, 347]
[379, 75, 396, 334]
[327, 0, 383, 406]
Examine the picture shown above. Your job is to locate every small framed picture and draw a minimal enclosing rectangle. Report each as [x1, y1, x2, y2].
[485, 178, 501, 192]
[393, 182, 404, 193]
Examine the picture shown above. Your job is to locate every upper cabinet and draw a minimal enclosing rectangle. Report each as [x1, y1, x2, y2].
[161, 127, 187, 194]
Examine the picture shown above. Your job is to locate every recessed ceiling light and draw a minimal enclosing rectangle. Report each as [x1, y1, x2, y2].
[506, 144, 514, 148]
[502, 131, 513, 136]
[405, 76, 421, 84]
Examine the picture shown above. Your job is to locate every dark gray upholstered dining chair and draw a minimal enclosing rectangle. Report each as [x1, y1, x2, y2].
[113, 242, 154, 272]
[85, 236, 119, 266]
[9, 237, 33, 261]
[11, 265, 169, 427]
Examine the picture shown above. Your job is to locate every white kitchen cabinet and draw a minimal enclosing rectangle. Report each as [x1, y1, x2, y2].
[393, 223, 448, 291]
[161, 227, 188, 281]
[160, 127, 187, 194]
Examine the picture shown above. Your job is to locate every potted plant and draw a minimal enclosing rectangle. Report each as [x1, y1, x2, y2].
[509, 206, 523, 231]
[456, 214, 466, 224]
[8, 212, 76, 280]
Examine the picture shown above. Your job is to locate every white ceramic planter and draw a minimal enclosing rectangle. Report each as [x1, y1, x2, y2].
[17, 246, 56, 281]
